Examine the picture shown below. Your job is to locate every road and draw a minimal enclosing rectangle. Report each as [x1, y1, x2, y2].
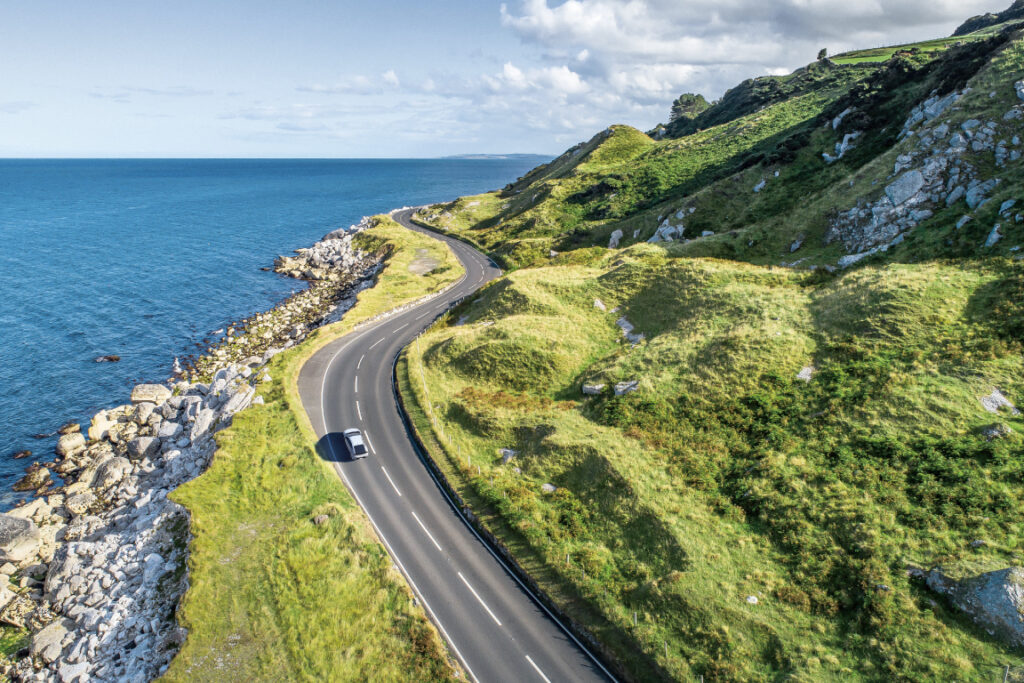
[298, 210, 613, 683]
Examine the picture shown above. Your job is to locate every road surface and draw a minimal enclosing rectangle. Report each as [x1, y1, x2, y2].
[298, 209, 613, 683]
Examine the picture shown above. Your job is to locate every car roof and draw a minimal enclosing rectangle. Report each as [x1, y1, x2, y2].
[343, 428, 361, 437]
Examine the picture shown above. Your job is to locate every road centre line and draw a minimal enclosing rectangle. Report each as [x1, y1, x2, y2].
[411, 511, 443, 553]
[357, 354, 364, 369]
[395, 322, 409, 331]
[370, 337, 385, 349]
[354, 376, 358, 393]
[457, 572, 502, 626]
[356, 401, 362, 421]
[525, 656, 553, 683]
[381, 466, 402, 497]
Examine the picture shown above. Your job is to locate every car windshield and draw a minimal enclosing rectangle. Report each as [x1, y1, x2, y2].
[354, 444, 367, 454]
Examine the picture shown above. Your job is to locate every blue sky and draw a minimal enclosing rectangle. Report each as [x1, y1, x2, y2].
[0, 0, 1005, 157]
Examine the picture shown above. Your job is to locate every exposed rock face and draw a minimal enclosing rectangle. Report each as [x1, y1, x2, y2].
[927, 567, 1024, 648]
[54, 433, 85, 458]
[0, 515, 41, 564]
[614, 380, 639, 396]
[274, 215, 375, 281]
[885, 170, 925, 206]
[130, 384, 171, 406]
[608, 229, 623, 249]
[582, 384, 605, 396]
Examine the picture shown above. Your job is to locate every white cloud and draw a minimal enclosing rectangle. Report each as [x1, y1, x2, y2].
[382, 69, 400, 87]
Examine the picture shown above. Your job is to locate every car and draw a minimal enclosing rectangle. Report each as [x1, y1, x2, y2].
[343, 428, 368, 459]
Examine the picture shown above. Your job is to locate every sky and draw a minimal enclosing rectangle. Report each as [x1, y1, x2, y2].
[0, 0, 1008, 158]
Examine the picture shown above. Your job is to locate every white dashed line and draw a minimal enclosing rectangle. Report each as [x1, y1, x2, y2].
[525, 656, 552, 683]
[356, 401, 362, 421]
[354, 376, 358, 393]
[370, 337, 385, 349]
[411, 511, 443, 553]
[381, 466, 402, 497]
[357, 354, 364, 369]
[395, 322, 408, 331]
[457, 572, 502, 626]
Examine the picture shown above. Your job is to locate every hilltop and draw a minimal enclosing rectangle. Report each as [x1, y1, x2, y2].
[402, 7, 1024, 681]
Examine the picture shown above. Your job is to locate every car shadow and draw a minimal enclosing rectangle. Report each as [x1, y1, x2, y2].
[316, 432, 355, 462]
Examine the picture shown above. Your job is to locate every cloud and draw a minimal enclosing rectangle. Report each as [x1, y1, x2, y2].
[89, 86, 213, 103]
[0, 101, 35, 114]
[299, 70, 405, 95]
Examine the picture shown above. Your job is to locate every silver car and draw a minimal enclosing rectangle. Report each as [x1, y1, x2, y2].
[344, 428, 368, 459]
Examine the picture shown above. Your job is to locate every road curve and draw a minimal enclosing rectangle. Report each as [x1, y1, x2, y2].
[298, 210, 613, 683]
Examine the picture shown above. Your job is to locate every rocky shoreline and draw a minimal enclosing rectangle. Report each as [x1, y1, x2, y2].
[0, 215, 386, 682]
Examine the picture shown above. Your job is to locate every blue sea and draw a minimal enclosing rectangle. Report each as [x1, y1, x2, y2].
[0, 158, 547, 507]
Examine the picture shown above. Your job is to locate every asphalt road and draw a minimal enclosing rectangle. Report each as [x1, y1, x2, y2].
[298, 210, 614, 683]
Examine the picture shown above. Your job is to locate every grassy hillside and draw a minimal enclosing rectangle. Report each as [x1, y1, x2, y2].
[398, 13, 1024, 683]
[414, 25, 1024, 274]
[165, 217, 464, 682]
[403, 248, 1024, 681]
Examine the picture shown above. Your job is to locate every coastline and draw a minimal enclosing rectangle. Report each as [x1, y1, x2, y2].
[0, 215, 387, 681]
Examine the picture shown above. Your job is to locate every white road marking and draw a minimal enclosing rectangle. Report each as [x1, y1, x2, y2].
[395, 322, 409, 331]
[525, 656, 552, 683]
[354, 376, 359, 393]
[411, 511, 443, 553]
[370, 337, 385, 349]
[381, 466, 402, 497]
[415, 311, 429, 320]
[357, 354, 364, 369]
[364, 431, 375, 453]
[356, 401, 362, 421]
[457, 572, 502, 626]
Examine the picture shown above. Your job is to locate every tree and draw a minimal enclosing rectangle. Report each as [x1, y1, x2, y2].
[669, 93, 710, 123]
[818, 48, 829, 61]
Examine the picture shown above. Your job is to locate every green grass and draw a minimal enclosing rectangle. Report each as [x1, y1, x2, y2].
[164, 217, 464, 682]
[402, 248, 1024, 681]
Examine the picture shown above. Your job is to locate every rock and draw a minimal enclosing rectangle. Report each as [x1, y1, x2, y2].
[157, 421, 183, 440]
[499, 448, 518, 464]
[582, 384, 605, 396]
[0, 594, 34, 628]
[608, 229, 623, 249]
[55, 432, 85, 457]
[127, 437, 161, 461]
[94, 355, 120, 363]
[885, 170, 925, 206]
[134, 401, 156, 425]
[790, 234, 805, 252]
[985, 224, 1003, 248]
[746, 595, 759, 605]
[701, 230, 714, 237]
[593, 299, 606, 312]
[956, 215, 972, 230]
[980, 389, 1020, 415]
[983, 423, 1013, 440]
[312, 514, 329, 526]
[753, 179, 766, 193]
[64, 492, 97, 516]
[191, 409, 216, 439]
[927, 566, 1024, 648]
[541, 483, 557, 494]
[13, 466, 51, 492]
[130, 384, 172, 406]
[945, 185, 965, 206]
[838, 253, 870, 268]
[966, 179, 998, 210]
[11, 450, 31, 460]
[614, 380, 639, 396]
[1000, 199, 1017, 216]
[58, 661, 89, 682]
[0, 514, 41, 563]
[616, 317, 644, 344]
[57, 422, 80, 435]
[91, 457, 131, 489]
[0, 583, 14, 612]
[797, 366, 816, 382]
[1016, 80, 1024, 102]
[31, 618, 69, 663]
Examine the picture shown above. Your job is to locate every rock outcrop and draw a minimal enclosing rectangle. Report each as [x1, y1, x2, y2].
[927, 566, 1024, 649]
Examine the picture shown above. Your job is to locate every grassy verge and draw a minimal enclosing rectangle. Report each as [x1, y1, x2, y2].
[401, 248, 1024, 681]
[164, 215, 464, 682]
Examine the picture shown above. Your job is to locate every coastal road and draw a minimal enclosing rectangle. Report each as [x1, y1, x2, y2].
[298, 210, 614, 683]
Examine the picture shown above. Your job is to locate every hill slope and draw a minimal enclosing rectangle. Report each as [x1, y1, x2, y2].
[403, 11, 1024, 683]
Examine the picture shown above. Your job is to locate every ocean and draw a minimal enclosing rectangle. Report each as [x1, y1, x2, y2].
[0, 157, 546, 508]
